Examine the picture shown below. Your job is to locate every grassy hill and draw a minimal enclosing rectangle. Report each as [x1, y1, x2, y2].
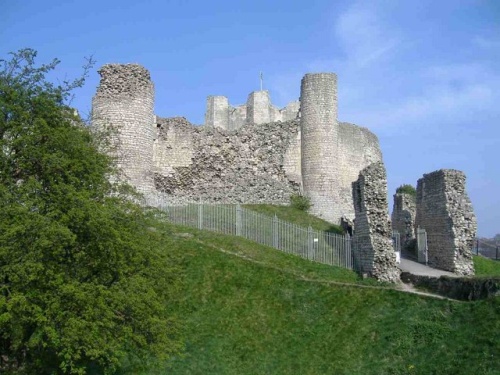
[126, 217, 500, 375]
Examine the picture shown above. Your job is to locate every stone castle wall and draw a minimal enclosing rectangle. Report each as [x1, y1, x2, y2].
[391, 192, 416, 248]
[92, 64, 383, 225]
[337, 122, 383, 219]
[352, 162, 400, 282]
[414, 170, 476, 275]
[91, 64, 155, 195]
[154, 119, 301, 204]
[205, 91, 299, 130]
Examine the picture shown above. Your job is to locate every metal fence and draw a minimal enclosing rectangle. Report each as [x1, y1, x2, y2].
[154, 203, 355, 270]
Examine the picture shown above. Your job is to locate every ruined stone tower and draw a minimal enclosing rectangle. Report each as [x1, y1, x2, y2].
[414, 170, 476, 275]
[300, 73, 339, 223]
[205, 96, 229, 130]
[246, 91, 271, 125]
[92, 64, 155, 196]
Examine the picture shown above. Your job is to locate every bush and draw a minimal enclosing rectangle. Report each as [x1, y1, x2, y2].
[396, 184, 416, 196]
[290, 194, 311, 211]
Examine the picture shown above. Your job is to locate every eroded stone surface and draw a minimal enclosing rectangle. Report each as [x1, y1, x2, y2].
[414, 170, 476, 276]
[352, 162, 400, 282]
[391, 192, 416, 250]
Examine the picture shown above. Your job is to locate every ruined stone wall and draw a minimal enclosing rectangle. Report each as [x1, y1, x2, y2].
[282, 128, 301, 186]
[229, 105, 246, 131]
[247, 91, 271, 125]
[391, 192, 416, 248]
[352, 162, 400, 282]
[154, 119, 301, 204]
[91, 64, 155, 195]
[91, 65, 384, 226]
[205, 96, 229, 130]
[205, 93, 299, 130]
[153, 117, 194, 176]
[337, 122, 383, 220]
[280, 101, 300, 122]
[415, 170, 476, 275]
[300, 73, 340, 223]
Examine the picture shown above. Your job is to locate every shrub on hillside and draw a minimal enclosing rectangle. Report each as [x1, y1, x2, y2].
[290, 194, 312, 211]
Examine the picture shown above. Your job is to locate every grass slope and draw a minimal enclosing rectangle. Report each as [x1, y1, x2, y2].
[474, 255, 500, 276]
[136, 222, 499, 375]
[243, 204, 344, 234]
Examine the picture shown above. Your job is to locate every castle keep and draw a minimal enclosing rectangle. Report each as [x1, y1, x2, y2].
[92, 64, 381, 224]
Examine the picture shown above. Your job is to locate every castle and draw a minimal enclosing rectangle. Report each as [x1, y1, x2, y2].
[91, 64, 477, 277]
[92, 65, 381, 224]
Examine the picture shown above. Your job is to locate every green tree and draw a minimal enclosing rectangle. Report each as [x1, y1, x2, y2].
[0, 49, 184, 374]
[396, 184, 416, 196]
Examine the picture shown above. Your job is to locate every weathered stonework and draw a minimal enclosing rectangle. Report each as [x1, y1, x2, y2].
[91, 64, 383, 224]
[414, 170, 476, 276]
[300, 73, 339, 224]
[352, 162, 400, 282]
[205, 91, 299, 130]
[391, 192, 416, 249]
[92, 64, 155, 196]
[154, 118, 301, 203]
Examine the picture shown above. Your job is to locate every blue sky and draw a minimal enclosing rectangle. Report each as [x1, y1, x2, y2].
[2, 0, 499, 237]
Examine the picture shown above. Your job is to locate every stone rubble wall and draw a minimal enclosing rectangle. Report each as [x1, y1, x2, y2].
[153, 117, 194, 176]
[414, 170, 476, 275]
[391, 192, 416, 248]
[154, 118, 301, 204]
[352, 162, 400, 282]
[91, 64, 155, 196]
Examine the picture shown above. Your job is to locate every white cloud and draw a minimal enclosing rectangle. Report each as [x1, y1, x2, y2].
[334, 3, 400, 68]
[347, 62, 499, 132]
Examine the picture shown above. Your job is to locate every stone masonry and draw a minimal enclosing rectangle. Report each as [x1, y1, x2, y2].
[414, 170, 476, 275]
[91, 64, 383, 225]
[352, 162, 400, 282]
[205, 90, 300, 130]
[154, 118, 301, 204]
[300, 73, 339, 224]
[391, 192, 416, 249]
[92, 64, 155, 196]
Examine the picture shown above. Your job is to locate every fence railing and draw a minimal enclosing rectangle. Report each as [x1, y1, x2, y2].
[154, 203, 355, 270]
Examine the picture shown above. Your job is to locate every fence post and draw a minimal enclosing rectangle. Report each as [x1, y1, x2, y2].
[308, 226, 313, 260]
[273, 214, 279, 249]
[198, 204, 203, 230]
[236, 204, 242, 236]
[345, 233, 351, 269]
[476, 239, 479, 255]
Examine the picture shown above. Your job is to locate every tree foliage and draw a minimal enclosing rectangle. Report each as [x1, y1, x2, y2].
[396, 184, 416, 196]
[0, 49, 184, 374]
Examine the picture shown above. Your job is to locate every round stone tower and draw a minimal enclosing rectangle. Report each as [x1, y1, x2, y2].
[300, 73, 339, 223]
[92, 64, 155, 196]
